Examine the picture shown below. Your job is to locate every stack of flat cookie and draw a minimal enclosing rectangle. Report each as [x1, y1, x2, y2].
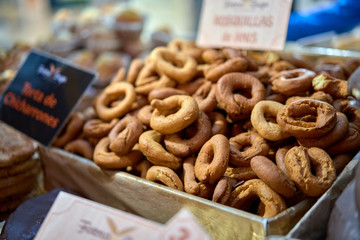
[0, 122, 40, 216]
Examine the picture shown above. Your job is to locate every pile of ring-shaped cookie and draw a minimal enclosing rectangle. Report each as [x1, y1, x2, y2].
[53, 40, 360, 219]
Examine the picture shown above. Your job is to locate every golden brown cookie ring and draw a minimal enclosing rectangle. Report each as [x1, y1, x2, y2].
[223, 166, 257, 181]
[83, 118, 119, 139]
[136, 105, 153, 127]
[275, 146, 292, 179]
[332, 153, 353, 175]
[251, 100, 292, 141]
[108, 116, 143, 155]
[167, 39, 204, 63]
[64, 139, 94, 160]
[212, 176, 237, 204]
[109, 67, 126, 85]
[297, 112, 349, 148]
[229, 131, 270, 167]
[208, 112, 228, 136]
[194, 134, 230, 184]
[164, 111, 212, 157]
[250, 156, 296, 198]
[148, 87, 188, 102]
[136, 74, 176, 95]
[333, 99, 360, 131]
[312, 73, 349, 99]
[183, 156, 214, 199]
[326, 123, 360, 155]
[202, 49, 225, 64]
[216, 72, 266, 120]
[130, 95, 149, 112]
[146, 166, 184, 191]
[276, 99, 337, 138]
[126, 58, 144, 85]
[284, 146, 336, 197]
[150, 47, 197, 84]
[93, 137, 142, 169]
[226, 179, 287, 218]
[192, 81, 217, 113]
[177, 78, 206, 95]
[138, 130, 182, 170]
[150, 95, 199, 134]
[270, 68, 316, 96]
[205, 57, 248, 82]
[53, 112, 85, 148]
[285, 91, 333, 105]
[133, 159, 152, 179]
[95, 82, 136, 121]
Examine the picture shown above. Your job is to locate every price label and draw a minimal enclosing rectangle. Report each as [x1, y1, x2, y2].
[0, 49, 96, 146]
[35, 192, 211, 240]
[196, 0, 293, 51]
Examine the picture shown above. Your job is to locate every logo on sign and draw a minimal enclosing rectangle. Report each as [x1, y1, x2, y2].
[77, 218, 135, 240]
[224, 0, 269, 10]
[37, 63, 67, 84]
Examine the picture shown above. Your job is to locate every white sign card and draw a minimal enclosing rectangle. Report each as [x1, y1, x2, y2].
[196, 0, 293, 51]
[35, 192, 211, 240]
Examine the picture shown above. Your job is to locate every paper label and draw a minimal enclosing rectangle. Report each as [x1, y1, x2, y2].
[196, 0, 293, 51]
[0, 49, 96, 146]
[35, 192, 211, 240]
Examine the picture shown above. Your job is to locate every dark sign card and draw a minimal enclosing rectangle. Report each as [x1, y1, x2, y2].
[0, 49, 96, 146]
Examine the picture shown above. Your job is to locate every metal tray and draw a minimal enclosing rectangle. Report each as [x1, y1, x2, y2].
[38, 146, 358, 240]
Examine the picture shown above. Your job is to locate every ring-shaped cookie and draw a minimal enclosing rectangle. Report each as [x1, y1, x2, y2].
[297, 112, 349, 148]
[183, 156, 214, 199]
[276, 99, 337, 138]
[250, 100, 292, 141]
[312, 73, 349, 99]
[212, 176, 237, 204]
[192, 81, 217, 113]
[284, 146, 336, 197]
[95, 82, 136, 121]
[150, 95, 199, 134]
[333, 99, 360, 131]
[164, 111, 212, 157]
[194, 134, 230, 184]
[108, 116, 143, 155]
[136, 105, 153, 127]
[250, 156, 296, 198]
[148, 87, 188, 102]
[205, 57, 248, 82]
[53, 112, 85, 148]
[229, 131, 270, 167]
[226, 179, 287, 218]
[146, 166, 184, 191]
[285, 91, 333, 105]
[223, 166, 257, 181]
[64, 139, 94, 160]
[150, 47, 197, 84]
[326, 123, 360, 155]
[126, 58, 144, 85]
[208, 112, 228, 136]
[138, 130, 182, 170]
[93, 137, 143, 169]
[83, 118, 119, 139]
[177, 78, 206, 95]
[270, 68, 316, 96]
[216, 72, 266, 120]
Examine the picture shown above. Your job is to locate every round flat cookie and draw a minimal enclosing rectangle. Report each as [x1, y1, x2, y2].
[0, 175, 38, 199]
[0, 153, 39, 178]
[0, 163, 41, 189]
[0, 123, 37, 167]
